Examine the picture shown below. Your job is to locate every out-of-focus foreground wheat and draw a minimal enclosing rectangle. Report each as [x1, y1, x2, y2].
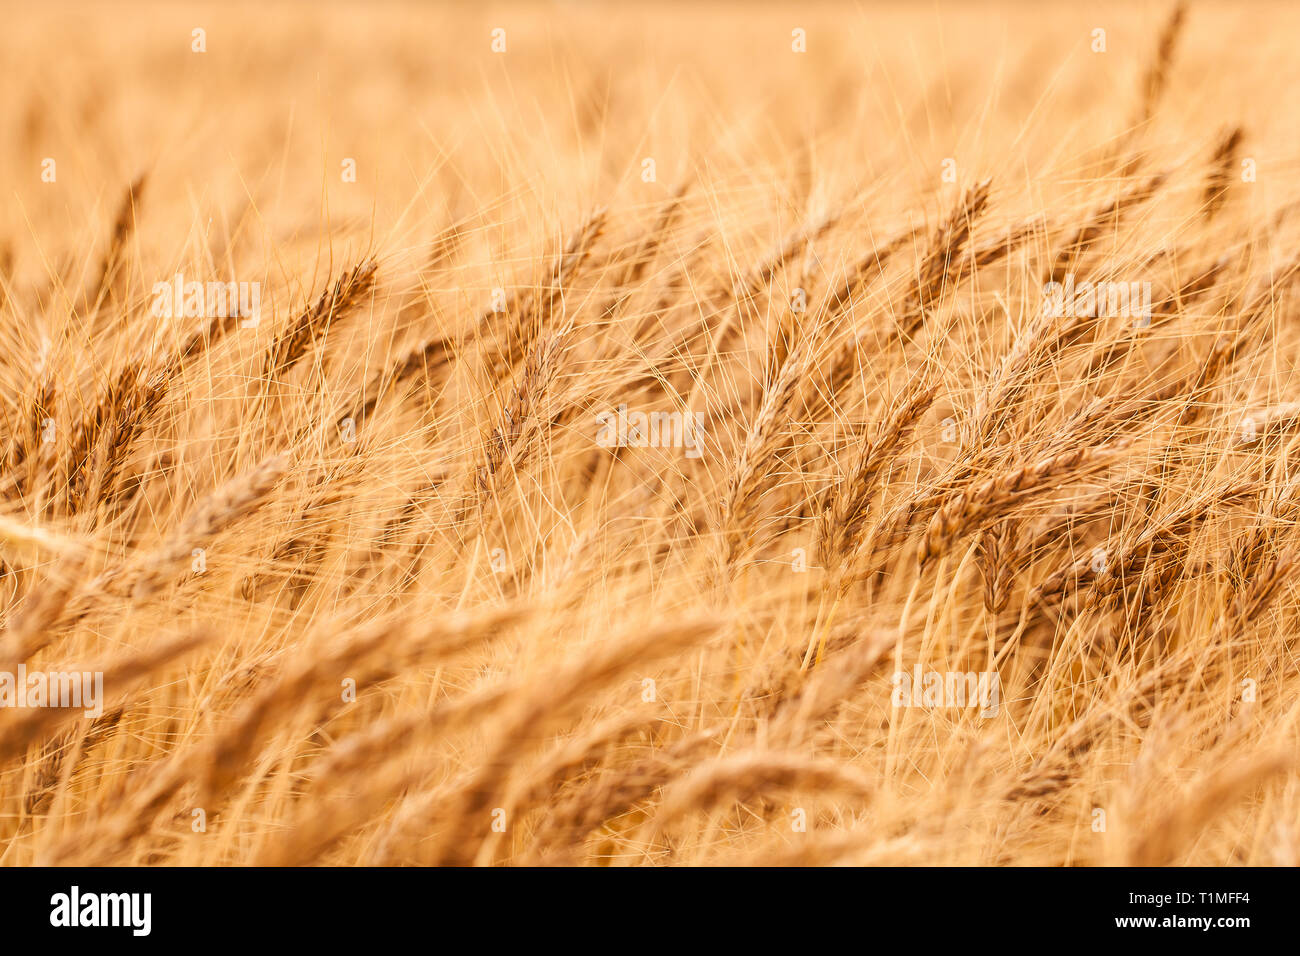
[1, 0, 1299, 866]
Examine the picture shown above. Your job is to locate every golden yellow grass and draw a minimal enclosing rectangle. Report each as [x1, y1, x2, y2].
[1, 0, 1299, 865]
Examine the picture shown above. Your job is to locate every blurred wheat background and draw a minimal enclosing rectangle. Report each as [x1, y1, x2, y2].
[1, 0, 1299, 865]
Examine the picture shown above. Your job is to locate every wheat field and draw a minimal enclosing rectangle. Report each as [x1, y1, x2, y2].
[1, 0, 1298, 867]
